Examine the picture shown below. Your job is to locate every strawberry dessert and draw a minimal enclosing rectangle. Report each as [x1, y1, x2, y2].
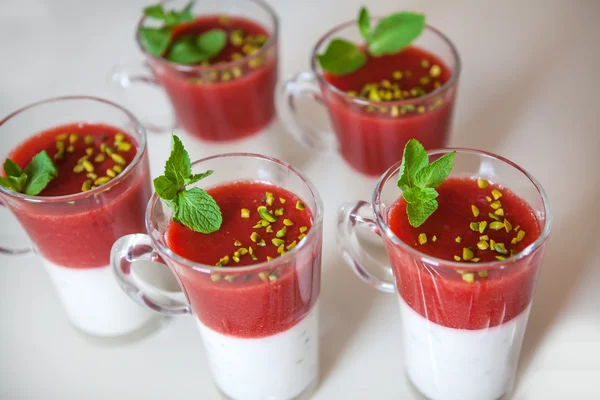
[3, 123, 154, 336]
[387, 177, 543, 400]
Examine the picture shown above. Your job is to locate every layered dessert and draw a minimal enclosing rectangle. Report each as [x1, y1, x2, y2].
[387, 177, 542, 400]
[322, 47, 455, 176]
[165, 181, 320, 400]
[5, 123, 154, 336]
[140, 3, 277, 141]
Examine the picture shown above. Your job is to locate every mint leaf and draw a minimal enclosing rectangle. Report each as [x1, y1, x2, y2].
[197, 29, 226, 59]
[397, 138, 454, 227]
[139, 27, 172, 57]
[23, 151, 57, 196]
[0, 177, 11, 190]
[178, 1, 195, 23]
[186, 170, 213, 186]
[175, 188, 222, 234]
[317, 38, 366, 75]
[406, 196, 438, 227]
[414, 152, 456, 189]
[4, 159, 23, 177]
[168, 35, 209, 64]
[368, 12, 425, 56]
[153, 175, 179, 201]
[397, 139, 428, 190]
[358, 7, 372, 42]
[143, 4, 166, 20]
[8, 174, 27, 193]
[164, 135, 191, 186]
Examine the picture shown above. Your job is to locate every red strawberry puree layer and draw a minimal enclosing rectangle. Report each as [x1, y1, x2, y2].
[165, 181, 320, 338]
[322, 46, 456, 176]
[152, 16, 277, 141]
[386, 178, 542, 330]
[5, 123, 151, 268]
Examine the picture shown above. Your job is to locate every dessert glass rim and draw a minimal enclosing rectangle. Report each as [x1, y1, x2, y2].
[0, 95, 147, 204]
[135, 0, 279, 73]
[373, 147, 552, 270]
[310, 20, 461, 107]
[146, 152, 324, 274]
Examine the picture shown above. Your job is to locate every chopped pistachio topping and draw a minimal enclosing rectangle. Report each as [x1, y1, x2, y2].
[239, 248, 248, 255]
[471, 257, 481, 262]
[250, 232, 260, 243]
[253, 222, 263, 229]
[516, 230, 526, 242]
[494, 243, 508, 254]
[84, 135, 94, 145]
[241, 208, 250, 218]
[117, 142, 132, 152]
[283, 219, 294, 226]
[454, 255, 461, 261]
[265, 226, 273, 233]
[477, 179, 489, 189]
[480, 235, 489, 241]
[471, 205, 480, 217]
[418, 233, 427, 245]
[268, 273, 278, 282]
[248, 246, 254, 255]
[477, 241, 489, 250]
[277, 244, 285, 254]
[490, 201, 502, 210]
[462, 247, 474, 261]
[492, 189, 503, 200]
[430, 65, 441, 78]
[504, 219, 513, 233]
[276, 226, 287, 238]
[489, 212, 501, 221]
[469, 222, 479, 231]
[258, 271, 269, 282]
[232, 256, 240, 263]
[479, 221, 488, 233]
[211, 274, 221, 282]
[85, 148, 94, 156]
[299, 226, 308, 233]
[272, 238, 285, 247]
[110, 153, 126, 165]
[490, 239, 496, 249]
[511, 237, 518, 245]
[94, 153, 105, 163]
[486, 196, 492, 202]
[67, 145, 75, 153]
[81, 180, 92, 192]
[514, 225, 521, 232]
[462, 272, 475, 283]
[286, 240, 297, 250]
[234, 240, 242, 247]
[274, 208, 284, 216]
[478, 270, 488, 278]
[295, 201, 305, 210]
[220, 255, 230, 265]
[82, 160, 94, 173]
[265, 192, 275, 206]
[496, 255, 506, 261]
[279, 197, 286, 204]
[69, 133, 79, 144]
[490, 221, 505, 231]
[455, 236, 462, 243]
[260, 220, 270, 227]
[87, 173, 98, 180]
[115, 133, 125, 142]
[106, 168, 116, 178]
[73, 164, 85, 173]
[57, 133, 68, 141]
[298, 233, 306, 241]
[494, 208, 505, 217]
[267, 256, 273, 261]
[432, 235, 437, 242]
[258, 207, 277, 222]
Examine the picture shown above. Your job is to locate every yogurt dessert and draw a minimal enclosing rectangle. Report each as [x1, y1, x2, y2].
[386, 145, 543, 400]
[2, 123, 154, 336]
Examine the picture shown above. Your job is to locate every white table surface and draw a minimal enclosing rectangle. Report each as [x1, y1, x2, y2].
[1, 0, 599, 399]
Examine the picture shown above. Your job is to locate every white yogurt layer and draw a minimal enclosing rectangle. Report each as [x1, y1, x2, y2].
[42, 258, 155, 337]
[399, 297, 531, 400]
[196, 301, 320, 400]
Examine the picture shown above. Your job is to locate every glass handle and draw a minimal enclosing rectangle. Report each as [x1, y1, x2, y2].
[336, 201, 396, 293]
[111, 233, 190, 316]
[0, 202, 33, 255]
[110, 61, 177, 133]
[277, 71, 334, 151]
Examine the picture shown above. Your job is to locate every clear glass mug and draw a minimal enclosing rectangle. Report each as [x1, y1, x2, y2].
[337, 148, 552, 400]
[111, 153, 323, 400]
[0, 96, 157, 337]
[278, 21, 460, 177]
[112, 0, 279, 141]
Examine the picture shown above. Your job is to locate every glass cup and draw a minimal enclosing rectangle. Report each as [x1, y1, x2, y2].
[0, 96, 157, 337]
[337, 148, 551, 400]
[112, 0, 279, 141]
[111, 153, 323, 400]
[278, 21, 460, 177]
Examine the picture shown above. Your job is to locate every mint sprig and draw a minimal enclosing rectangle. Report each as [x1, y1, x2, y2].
[153, 135, 222, 234]
[318, 7, 425, 75]
[0, 151, 57, 196]
[139, 2, 227, 65]
[398, 139, 455, 227]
